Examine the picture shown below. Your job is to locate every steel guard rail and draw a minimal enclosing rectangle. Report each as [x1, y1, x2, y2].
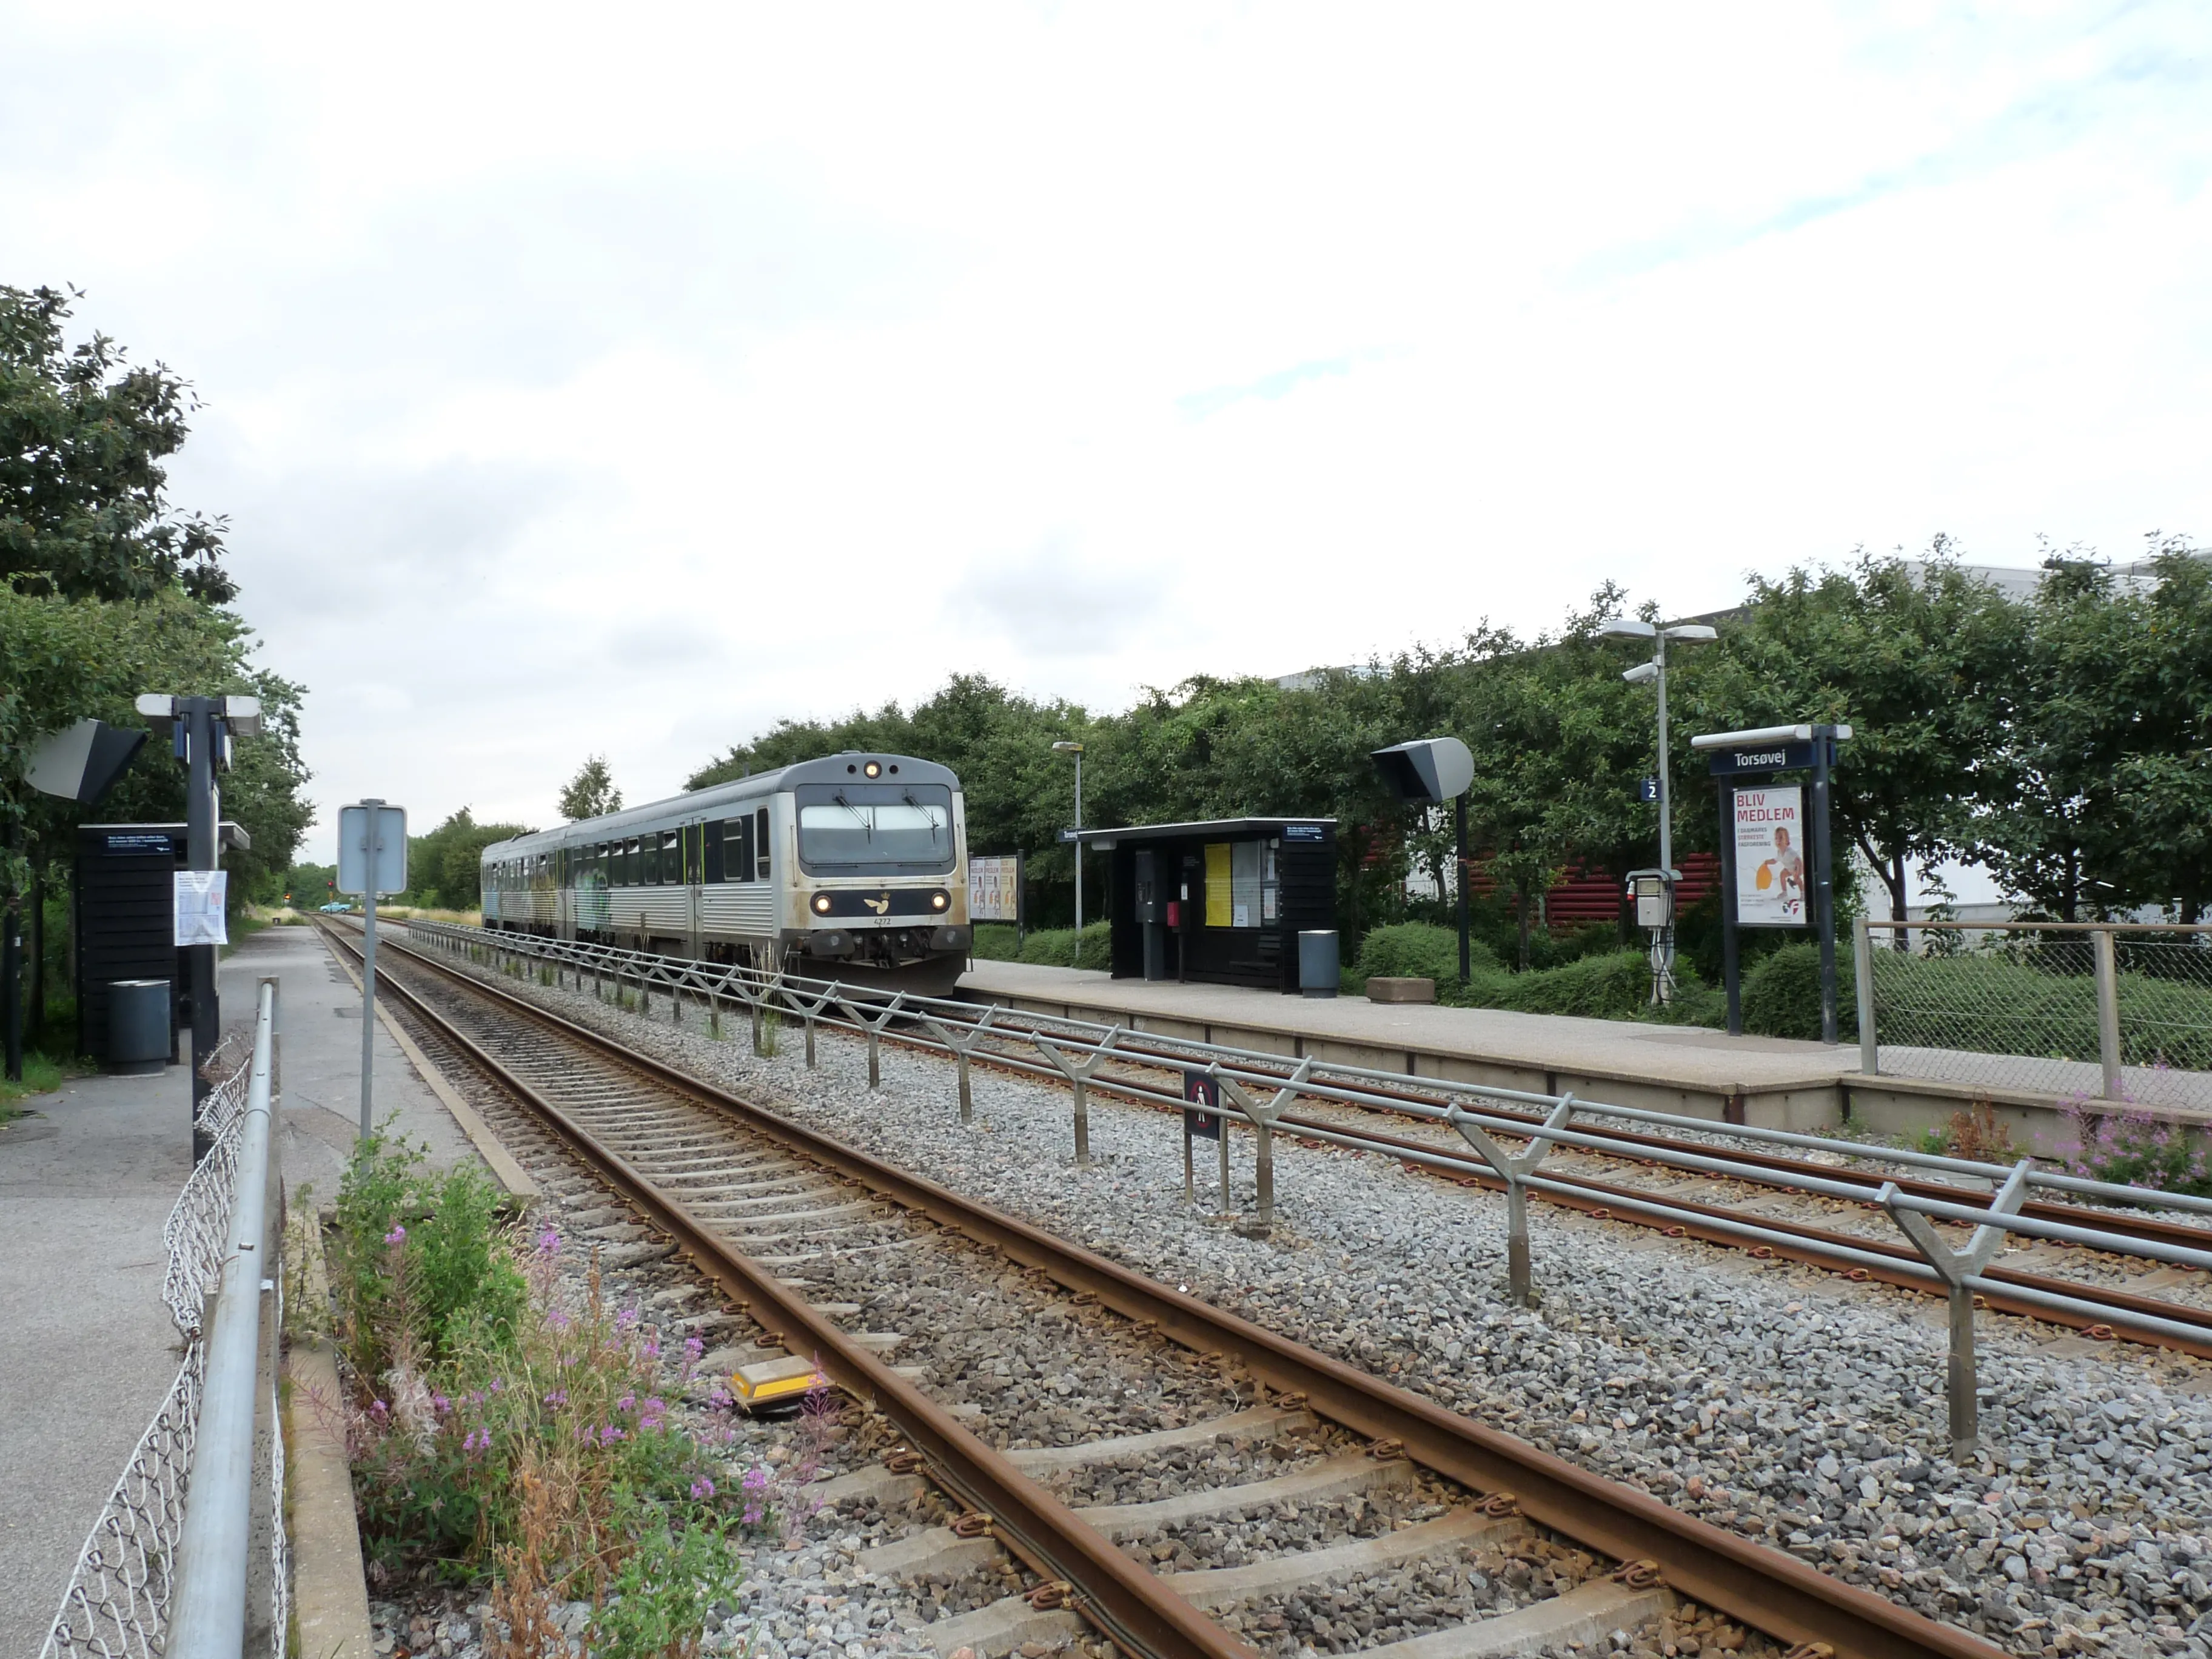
[169, 977, 280, 1659]
[407, 919, 2212, 1236]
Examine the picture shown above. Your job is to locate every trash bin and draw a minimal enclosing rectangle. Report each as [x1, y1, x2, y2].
[1298, 930, 1339, 1000]
[107, 979, 171, 1074]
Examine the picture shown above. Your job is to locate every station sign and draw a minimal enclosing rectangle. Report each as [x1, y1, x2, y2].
[1707, 739, 1824, 777]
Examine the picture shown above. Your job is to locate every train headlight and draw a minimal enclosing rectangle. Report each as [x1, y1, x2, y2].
[863, 760, 882, 777]
[930, 890, 950, 911]
[811, 893, 833, 915]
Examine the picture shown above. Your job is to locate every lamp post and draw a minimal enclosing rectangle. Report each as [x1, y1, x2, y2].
[1598, 617, 1717, 999]
[1052, 740, 1085, 966]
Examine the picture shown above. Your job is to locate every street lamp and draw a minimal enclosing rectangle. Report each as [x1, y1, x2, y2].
[1052, 740, 1085, 966]
[1599, 617, 1717, 999]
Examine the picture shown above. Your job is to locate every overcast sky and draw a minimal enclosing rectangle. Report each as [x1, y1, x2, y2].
[5, 3, 2208, 865]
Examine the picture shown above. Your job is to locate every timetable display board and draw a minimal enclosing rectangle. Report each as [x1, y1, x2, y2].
[969, 854, 1021, 922]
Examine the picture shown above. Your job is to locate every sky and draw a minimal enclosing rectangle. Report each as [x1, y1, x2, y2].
[4, 2, 2209, 871]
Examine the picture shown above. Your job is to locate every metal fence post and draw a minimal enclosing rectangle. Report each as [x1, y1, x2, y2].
[1034, 1027, 1122, 1166]
[1448, 1096, 1574, 1307]
[923, 1007, 996, 1124]
[2094, 927, 2123, 1099]
[1854, 916, 1878, 1075]
[1213, 1058, 1310, 1236]
[1880, 1161, 2028, 1458]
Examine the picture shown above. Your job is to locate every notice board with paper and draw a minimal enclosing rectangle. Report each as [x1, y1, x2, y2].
[173, 870, 229, 945]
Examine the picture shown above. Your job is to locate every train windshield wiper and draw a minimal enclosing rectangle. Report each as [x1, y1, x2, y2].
[903, 791, 941, 843]
[832, 791, 873, 841]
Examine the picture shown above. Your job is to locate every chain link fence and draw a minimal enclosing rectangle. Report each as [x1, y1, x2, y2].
[1861, 921, 2212, 1112]
[41, 1030, 288, 1659]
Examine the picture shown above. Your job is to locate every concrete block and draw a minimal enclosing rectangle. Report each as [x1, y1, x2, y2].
[1366, 977, 1437, 1005]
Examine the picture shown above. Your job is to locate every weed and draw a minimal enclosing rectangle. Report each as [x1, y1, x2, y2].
[758, 1010, 780, 1059]
[586, 1504, 746, 1659]
[2049, 1093, 2212, 1197]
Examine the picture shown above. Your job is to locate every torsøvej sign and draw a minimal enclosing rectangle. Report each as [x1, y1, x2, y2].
[1707, 740, 1822, 777]
[1734, 786, 1805, 927]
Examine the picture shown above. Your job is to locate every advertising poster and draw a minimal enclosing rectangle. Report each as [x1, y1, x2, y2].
[968, 855, 1018, 922]
[1734, 786, 1806, 926]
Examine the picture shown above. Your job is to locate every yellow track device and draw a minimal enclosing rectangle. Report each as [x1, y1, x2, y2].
[731, 1355, 827, 1411]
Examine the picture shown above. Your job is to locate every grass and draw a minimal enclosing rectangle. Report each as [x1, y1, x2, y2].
[1, 1049, 87, 1116]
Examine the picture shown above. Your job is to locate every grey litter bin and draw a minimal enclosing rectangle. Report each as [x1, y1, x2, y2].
[108, 979, 172, 1074]
[1298, 930, 1339, 1000]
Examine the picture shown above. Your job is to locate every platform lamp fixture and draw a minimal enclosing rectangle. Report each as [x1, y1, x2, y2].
[1598, 617, 1717, 1004]
[1051, 740, 1085, 965]
[1370, 737, 1476, 980]
[132, 693, 262, 1161]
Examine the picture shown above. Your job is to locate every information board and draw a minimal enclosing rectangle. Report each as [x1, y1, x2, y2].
[173, 870, 229, 946]
[1734, 785, 1806, 926]
[968, 854, 1020, 922]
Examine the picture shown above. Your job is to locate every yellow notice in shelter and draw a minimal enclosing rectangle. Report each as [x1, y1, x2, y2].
[1204, 843, 1233, 928]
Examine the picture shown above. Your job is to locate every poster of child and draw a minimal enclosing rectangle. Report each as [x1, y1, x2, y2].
[1756, 825, 1805, 917]
[1734, 786, 1806, 926]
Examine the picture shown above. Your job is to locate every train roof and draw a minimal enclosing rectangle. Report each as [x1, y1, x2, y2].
[480, 753, 962, 860]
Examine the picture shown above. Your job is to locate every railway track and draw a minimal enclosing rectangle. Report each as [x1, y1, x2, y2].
[387, 917, 2212, 1359]
[321, 917, 2008, 1659]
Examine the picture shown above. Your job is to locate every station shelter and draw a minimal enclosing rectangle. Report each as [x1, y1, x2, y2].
[1068, 817, 1337, 990]
[73, 820, 251, 1062]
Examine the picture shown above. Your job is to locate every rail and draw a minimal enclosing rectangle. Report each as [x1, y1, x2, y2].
[44, 979, 287, 1659]
[327, 919, 2008, 1659]
[401, 919, 2212, 1451]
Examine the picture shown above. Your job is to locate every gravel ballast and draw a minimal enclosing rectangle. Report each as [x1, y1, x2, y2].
[408, 947, 2212, 1659]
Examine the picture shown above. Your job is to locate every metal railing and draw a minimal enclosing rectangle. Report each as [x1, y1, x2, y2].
[44, 979, 286, 1659]
[1856, 917, 2212, 1113]
[406, 919, 2212, 1455]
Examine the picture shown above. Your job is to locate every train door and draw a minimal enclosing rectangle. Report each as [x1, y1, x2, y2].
[685, 822, 705, 957]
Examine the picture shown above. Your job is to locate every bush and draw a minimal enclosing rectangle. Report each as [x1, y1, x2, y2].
[970, 922, 1021, 961]
[1014, 922, 1111, 971]
[1354, 923, 1498, 986]
[1741, 942, 1857, 1041]
[327, 1129, 527, 1381]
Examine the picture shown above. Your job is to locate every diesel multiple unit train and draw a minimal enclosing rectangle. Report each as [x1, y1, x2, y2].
[480, 753, 971, 994]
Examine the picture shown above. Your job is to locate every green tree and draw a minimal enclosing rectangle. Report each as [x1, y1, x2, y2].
[1, 285, 234, 603]
[1966, 557, 2148, 920]
[404, 808, 535, 910]
[2108, 540, 2212, 919]
[557, 754, 623, 821]
[1692, 543, 2020, 928]
[1, 585, 310, 904]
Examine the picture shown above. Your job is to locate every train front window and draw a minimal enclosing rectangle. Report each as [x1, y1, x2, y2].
[795, 783, 955, 874]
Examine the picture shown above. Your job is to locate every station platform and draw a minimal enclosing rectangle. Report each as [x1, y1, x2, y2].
[0, 921, 501, 1652]
[954, 960, 2046, 1138]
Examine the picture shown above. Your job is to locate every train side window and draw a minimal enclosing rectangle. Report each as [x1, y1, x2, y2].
[661, 830, 680, 885]
[643, 835, 660, 886]
[703, 820, 723, 884]
[755, 806, 771, 879]
[723, 816, 752, 883]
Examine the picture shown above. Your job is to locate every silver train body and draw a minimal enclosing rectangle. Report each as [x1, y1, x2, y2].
[480, 752, 971, 995]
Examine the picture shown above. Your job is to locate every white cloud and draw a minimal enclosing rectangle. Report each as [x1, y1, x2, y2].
[3, 1, 2207, 859]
